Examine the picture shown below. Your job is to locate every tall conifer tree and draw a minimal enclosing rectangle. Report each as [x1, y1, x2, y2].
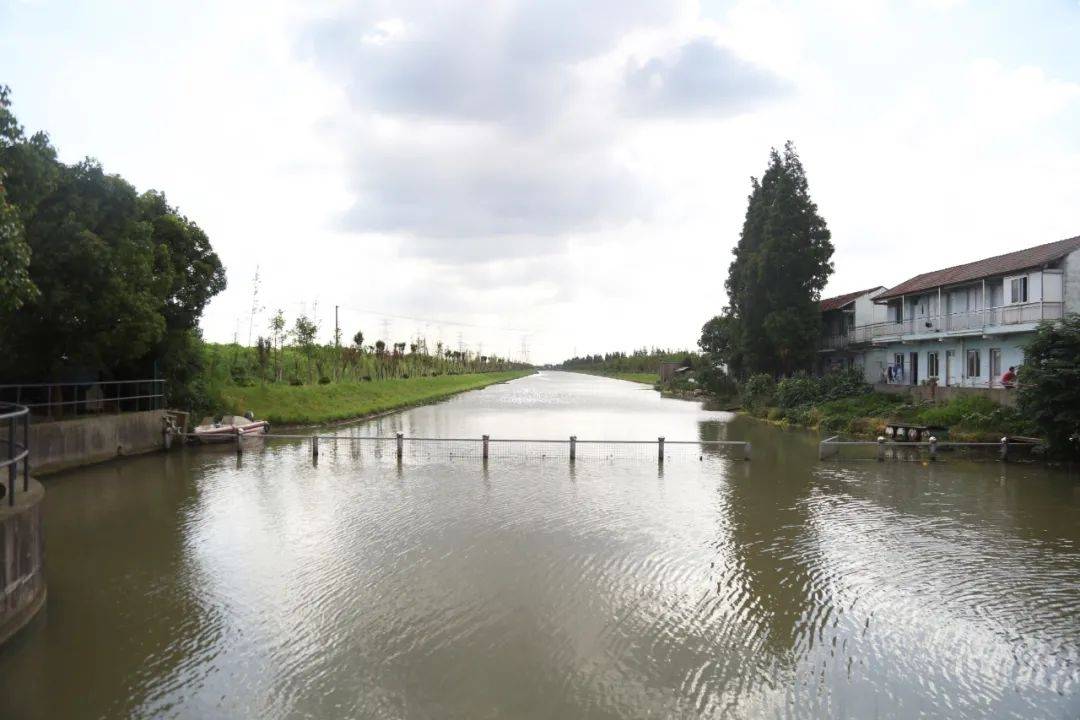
[717, 142, 833, 376]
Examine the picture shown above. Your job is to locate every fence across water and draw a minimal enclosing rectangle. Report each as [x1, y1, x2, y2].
[818, 435, 1042, 463]
[241, 432, 754, 464]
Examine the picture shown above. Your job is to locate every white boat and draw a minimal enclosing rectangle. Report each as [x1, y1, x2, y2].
[191, 413, 270, 443]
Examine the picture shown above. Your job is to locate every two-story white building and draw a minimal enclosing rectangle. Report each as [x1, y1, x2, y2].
[853, 235, 1080, 388]
[818, 287, 886, 374]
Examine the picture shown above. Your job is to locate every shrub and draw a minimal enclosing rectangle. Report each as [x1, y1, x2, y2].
[775, 372, 821, 409]
[1018, 315, 1080, 457]
[741, 373, 776, 410]
[767, 407, 786, 422]
[697, 364, 738, 398]
[915, 395, 1028, 434]
[818, 367, 869, 401]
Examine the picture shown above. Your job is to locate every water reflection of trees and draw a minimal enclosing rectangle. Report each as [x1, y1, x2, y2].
[696, 417, 828, 707]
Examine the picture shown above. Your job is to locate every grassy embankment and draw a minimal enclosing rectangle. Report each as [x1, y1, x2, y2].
[218, 370, 533, 426]
[751, 392, 1030, 441]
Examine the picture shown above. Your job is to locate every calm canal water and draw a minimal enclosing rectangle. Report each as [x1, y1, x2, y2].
[1, 371, 1078, 719]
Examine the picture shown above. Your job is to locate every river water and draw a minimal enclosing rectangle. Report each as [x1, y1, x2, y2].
[1, 371, 1078, 719]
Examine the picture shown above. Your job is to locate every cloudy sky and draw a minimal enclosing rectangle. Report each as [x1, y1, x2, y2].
[2, 0, 1078, 363]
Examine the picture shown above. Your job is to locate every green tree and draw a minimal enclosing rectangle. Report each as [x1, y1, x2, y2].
[352, 329, 364, 349]
[292, 314, 318, 383]
[722, 142, 833, 377]
[698, 314, 740, 372]
[270, 310, 287, 380]
[0, 179, 37, 313]
[1018, 315, 1080, 457]
[0, 86, 225, 410]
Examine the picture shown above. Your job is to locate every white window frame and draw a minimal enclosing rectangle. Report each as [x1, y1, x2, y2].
[1007, 275, 1028, 304]
[966, 349, 980, 379]
[927, 351, 939, 379]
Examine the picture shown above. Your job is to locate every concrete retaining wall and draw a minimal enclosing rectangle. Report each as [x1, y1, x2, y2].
[29, 410, 166, 475]
[873, 383, 1019, 407]
[0, 478, 46, 646]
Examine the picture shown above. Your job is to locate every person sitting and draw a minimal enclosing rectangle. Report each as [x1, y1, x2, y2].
[1000, 366, 1017, 388]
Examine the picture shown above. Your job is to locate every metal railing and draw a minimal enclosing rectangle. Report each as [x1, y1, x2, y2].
[0, 403, 30, 506]
[0, 379, 165, 420]
[819, 334, 850, 351]
[819, 435, 1040, 462]
[239, 432, 753, 464]
[827, 301, 1064, 346]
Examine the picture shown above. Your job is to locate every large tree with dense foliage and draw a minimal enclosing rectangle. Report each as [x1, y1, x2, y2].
[705, 142, 833, 377]
[1018, 315, 1080, 458]
[0, 85, 225, 408]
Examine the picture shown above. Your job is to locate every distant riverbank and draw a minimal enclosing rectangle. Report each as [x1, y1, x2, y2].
[218, 371, 534, 426]
[566, 370, 659, 386]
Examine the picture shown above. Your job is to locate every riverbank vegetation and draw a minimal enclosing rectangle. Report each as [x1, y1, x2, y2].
[732, 368, 1031, 441]
[555, 349, 697, 386]
[199, 325, 532, 423]
[218, 371, 532, 425]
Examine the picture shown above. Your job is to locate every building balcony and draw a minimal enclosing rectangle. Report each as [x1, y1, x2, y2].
[832, 301, 1064, 346]
[819, 334, 850, 351]
[855, 300, 1067, 343]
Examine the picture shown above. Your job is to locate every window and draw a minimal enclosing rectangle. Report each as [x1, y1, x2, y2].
[927, 351, 939, 379]
[966, 349, 981, 379]
[1009, 276, 1028, 304]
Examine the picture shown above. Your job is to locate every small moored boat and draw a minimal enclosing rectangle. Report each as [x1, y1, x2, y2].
[192, 412, 270, 443]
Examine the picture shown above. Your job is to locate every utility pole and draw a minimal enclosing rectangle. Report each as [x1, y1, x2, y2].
[334, 305, 340, 348]
[246, 265, 261, 347]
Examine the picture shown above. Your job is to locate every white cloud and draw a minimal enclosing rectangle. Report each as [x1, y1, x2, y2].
[1, 0, 1077, 362]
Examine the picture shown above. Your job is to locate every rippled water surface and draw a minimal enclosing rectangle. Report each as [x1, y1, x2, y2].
[1, 371, 1078, 719]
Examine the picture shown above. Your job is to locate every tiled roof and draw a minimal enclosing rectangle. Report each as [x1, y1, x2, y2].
[876, 235, 1080, 301]
[820, 287, 884, 312]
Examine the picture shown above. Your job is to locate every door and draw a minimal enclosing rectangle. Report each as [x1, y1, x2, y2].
[989, 348, 1002, 387]
[945, 350, 956, 386]
[909, 352, 919, 385]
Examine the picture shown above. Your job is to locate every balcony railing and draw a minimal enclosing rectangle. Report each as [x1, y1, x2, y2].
[827, 301, 1064, 345]
[820, 334, 850, 351]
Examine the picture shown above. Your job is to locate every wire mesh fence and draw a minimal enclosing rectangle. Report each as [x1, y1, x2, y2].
[255, 434, 752, 464]
[818, 436, 1043, 463]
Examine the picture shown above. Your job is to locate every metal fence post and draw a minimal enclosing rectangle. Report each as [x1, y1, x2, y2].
[396, 432, 404, 462]
[235, 426, 243, 455]
[311, 435, 319, 460]
[569, 435, 576, 462]
[743, 442, 752, 461]
[877, 436, 885, 462]
[658, 436, 665, 464]
[928, 436, 937, 462]
[22, 412, 29, 491]
[8, 417, 15, 506]
[1000, 436, 1009, 462]
[482, 434, 489, 461]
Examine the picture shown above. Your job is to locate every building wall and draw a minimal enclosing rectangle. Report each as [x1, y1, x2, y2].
[853, 291, 887, 326]
[1064, 248, 1080, 313]
[872, 334, 1030, 388]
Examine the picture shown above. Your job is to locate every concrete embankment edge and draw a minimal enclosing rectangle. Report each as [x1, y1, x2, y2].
[0, 478, 46, 646]
[29, 410, 166, 476]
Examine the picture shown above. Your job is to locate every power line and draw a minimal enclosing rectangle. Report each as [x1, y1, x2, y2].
[339, 305, 530, 334]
